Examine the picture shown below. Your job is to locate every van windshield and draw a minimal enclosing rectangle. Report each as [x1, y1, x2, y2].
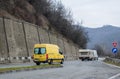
[34, 48, 46, 54]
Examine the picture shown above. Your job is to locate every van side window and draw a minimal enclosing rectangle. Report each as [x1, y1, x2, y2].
[34, 48, 46, 54]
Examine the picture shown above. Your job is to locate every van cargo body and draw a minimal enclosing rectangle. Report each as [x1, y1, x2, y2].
[93, 50, 98, 60]
[32, 44, 64, 65]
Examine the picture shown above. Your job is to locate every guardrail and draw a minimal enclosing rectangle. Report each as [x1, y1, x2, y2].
[0, 57, 32, 62]
[0, 55, 79, 63]
[104, 57, 120, 65]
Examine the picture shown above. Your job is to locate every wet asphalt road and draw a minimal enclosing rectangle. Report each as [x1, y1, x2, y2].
[0, 60, 120, 79]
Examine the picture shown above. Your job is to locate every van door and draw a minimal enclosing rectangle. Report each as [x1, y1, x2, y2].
[34, 48, 46, 61]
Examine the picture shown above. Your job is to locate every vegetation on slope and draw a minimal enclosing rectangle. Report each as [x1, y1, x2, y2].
[0, 0, 88, 48]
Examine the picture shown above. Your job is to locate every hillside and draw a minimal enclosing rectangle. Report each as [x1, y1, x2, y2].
[85, 25, 120, 53]
[0, 0, 49, 29]
[0, 0, 88, 48]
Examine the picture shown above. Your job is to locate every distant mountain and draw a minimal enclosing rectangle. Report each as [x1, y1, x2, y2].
[85, 25, 120, 52]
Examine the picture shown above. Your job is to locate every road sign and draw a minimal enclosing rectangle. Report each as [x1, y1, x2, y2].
[112, 48, 118, 54]
[112, 42, 117, 47]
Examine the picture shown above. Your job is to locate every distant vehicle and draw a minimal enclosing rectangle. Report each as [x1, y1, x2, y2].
[79, 49, 98, 61]
[32, 44, 64, 65]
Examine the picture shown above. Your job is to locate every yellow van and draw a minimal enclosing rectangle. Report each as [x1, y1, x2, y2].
[32, 44, 64, 65]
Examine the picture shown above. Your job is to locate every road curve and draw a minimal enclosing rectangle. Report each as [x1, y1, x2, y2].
[0, 60, 120, 79]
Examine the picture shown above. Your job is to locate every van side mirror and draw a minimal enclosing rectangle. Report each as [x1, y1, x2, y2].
[59, 51, 63, 55]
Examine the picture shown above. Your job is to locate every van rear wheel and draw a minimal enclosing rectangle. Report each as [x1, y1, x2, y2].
[49, 59, 53, 65]
[81, 59, 84, 61]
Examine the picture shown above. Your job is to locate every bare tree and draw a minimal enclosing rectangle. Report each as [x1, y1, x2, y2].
[93, 44, 106, 56]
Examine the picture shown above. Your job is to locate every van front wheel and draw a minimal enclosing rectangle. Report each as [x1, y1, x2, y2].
[60, 59, 64, 64]
[36, 62, 40, 65]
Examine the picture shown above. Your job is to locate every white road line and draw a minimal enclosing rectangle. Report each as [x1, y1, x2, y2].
[102, 62, 120, 79]
[108, 73, 120, 79]
[102, 61, 120, 69]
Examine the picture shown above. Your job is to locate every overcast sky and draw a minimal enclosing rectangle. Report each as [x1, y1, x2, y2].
[60, 0, 120, 28]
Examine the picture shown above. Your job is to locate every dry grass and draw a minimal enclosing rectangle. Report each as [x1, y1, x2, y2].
[0, 64, 61, 73]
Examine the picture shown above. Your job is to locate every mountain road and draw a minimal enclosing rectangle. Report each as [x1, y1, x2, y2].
[0, 59, 120, 79]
